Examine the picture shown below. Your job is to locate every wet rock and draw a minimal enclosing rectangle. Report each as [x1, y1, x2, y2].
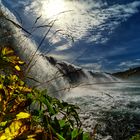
[45, 56, 57, 65]
[56, 62, 87, 83]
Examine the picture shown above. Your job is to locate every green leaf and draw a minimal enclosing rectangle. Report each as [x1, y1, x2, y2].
[83, 132, 90, 140]
[0, 121, 7, 127]
[130, 134, 140, 140]
[56, 133, 65, 140]
[40, 96, 55, 115]
[41, 89, 48, 96]
[59, 120, 66, 128]
[27, 93, 33, 99]
[72, 128, 79, 139]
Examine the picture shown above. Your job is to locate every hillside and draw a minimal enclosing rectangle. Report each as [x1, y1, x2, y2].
[113, 67, 140, 80]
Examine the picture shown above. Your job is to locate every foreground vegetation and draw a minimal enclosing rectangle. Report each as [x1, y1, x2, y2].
[0, 46, 92, 140]
[0, 9, 93, 140]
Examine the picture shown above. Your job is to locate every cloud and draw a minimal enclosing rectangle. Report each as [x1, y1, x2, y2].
[81, 63, 102, 72]
[42, 0, 140, 48]
[86, 1, 140, 44]
[5, 0, 140, 48]
[55, 44, 71, 51]
[2, 0, 140, 72]
[119, 59, 140, 68]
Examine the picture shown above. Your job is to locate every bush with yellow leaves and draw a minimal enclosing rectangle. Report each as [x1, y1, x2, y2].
[0, 47, 91, 140]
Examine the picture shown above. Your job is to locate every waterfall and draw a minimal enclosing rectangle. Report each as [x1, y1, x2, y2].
[0, 3, 70, 98]
[0, 2, 119, 99]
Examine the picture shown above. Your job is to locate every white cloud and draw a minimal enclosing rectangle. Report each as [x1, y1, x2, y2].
[2, 0, 140, 57]
[86, 1, 140, 43]
[119, 60, 140, 68]
[3, 0, 140, 43]
[55, 44, 70, 51]
[43, 0, 140, 46]
[81, 63, 102, 72]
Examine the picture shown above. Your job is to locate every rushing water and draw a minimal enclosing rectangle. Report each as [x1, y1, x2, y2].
[66, 83, 140, 139]
[1, 1, 140, 139]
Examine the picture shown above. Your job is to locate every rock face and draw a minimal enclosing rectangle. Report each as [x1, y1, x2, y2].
[45, 55, 118, 85]
[57, 62, 87, 84]
[45, 56, 57, 66]
[113, 67, 140, 80]
[45, 55, 87, 84]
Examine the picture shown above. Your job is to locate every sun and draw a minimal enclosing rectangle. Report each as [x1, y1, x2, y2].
[42, 0, 66, 18]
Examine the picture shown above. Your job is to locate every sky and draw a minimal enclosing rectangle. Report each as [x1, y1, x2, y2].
[1, 0, 140, 72]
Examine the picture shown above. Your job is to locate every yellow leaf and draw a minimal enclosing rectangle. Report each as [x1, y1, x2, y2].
[0, 135, 7, 140]
[27, 134, 36, 138]
[0, 95, 2, 102]
[2, 47, 14, 56]
[18, 61, 24, 64]
[18, 86, 32, 93]
[0, 84, 3, 89]
[0, 120, 22, 140]
[8, 85, 15, 90]
[22, 87, 32, 92]
[26, 138, 36, 140]
[16, 112, 30, 120]
[15, 65, 21, 71]
[10, 75, 18, 81]
[8, 56, 19, 64]
[27, 134, 37, 140]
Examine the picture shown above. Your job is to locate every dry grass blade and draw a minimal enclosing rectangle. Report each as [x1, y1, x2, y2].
[25, 19, 57, 75]
[4, 17, 31, 35]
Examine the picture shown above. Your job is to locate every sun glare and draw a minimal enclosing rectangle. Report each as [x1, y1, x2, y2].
[42, 0, 66, 18]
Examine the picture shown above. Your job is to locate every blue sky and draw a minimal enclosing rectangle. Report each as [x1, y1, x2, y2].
[1, 0, 140, 72]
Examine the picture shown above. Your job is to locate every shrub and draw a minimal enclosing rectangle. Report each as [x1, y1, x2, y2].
[0, 47, 91, 139]
[130, 134, 140, 140]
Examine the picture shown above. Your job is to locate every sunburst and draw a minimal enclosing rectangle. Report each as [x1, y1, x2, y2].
[42, 0, 66, 18]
